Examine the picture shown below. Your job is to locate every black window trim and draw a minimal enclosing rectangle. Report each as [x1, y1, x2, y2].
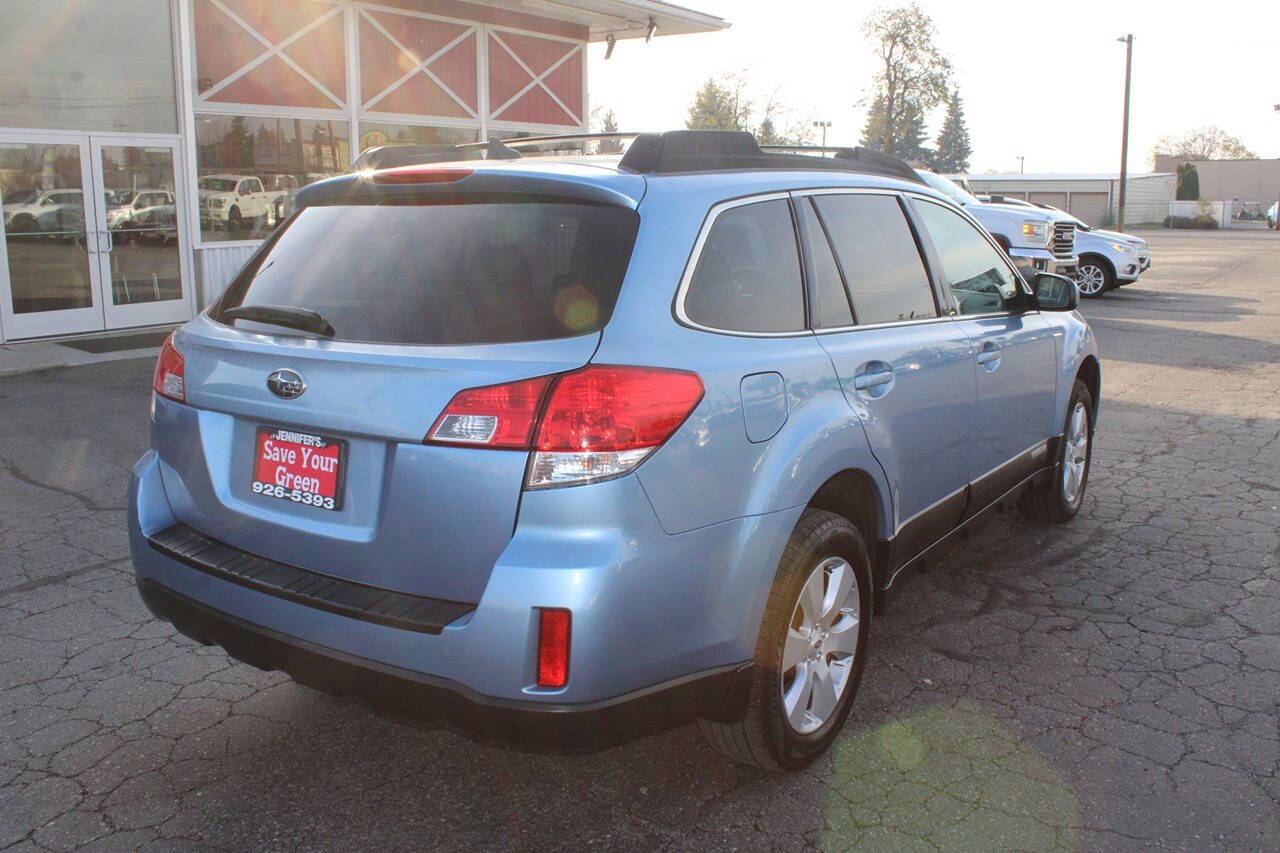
[904, 192, 1038, 320]
[794, 195, 857, 328]
[672, 191, 813, 339]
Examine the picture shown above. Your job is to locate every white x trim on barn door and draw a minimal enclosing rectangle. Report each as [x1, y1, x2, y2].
[198, 0, 346, 108]
[488, 31, 582, 125]
[358, 9, 479, 119]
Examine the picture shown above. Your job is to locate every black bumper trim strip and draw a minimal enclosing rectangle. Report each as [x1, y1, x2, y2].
[147, 523, 476, 634]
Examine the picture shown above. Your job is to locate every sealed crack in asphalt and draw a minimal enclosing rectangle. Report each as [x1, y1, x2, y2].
[0, 231, 1277, 851]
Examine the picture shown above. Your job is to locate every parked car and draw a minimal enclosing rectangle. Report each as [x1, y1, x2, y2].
[259, 174, 300, 226]
[979, 197, 1150, 296]
[130, 131, 1100, 770]
[198, 174, 273, 233]
[2, 188, 84, 236]
[107, 189, 176, 238]
[915, 172, 1079, 280]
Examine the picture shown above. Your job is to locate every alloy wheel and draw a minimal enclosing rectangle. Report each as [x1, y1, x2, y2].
[1062, 401, 1089, 506]
[1077, 264, 1106, 296]
[780, 556, 861, 734]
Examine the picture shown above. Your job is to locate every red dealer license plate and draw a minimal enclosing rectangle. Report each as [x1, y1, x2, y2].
[251, 427, 345, 511]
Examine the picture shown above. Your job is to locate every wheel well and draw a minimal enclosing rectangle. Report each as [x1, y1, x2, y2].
[1076, 355, 1101, 419]
[806, 469, 881, 554]
[1078, 253, 1114, 276]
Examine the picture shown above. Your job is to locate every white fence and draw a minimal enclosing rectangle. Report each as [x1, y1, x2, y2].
[1167, 200, 1231, 228]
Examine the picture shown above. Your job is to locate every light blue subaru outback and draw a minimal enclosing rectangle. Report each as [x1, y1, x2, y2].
[130, 131, 1099, 770]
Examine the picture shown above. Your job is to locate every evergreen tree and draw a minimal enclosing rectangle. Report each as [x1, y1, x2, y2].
[860, 94, 931, 163]
[933, 93, 972, 173]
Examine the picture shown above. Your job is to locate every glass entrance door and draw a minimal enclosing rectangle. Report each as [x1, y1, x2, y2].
[88, 137, 190, 329]
[0, 133, 191, 341]
[0, 135, 102, 338]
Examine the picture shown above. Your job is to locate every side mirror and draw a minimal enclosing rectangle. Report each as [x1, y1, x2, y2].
[1033, 273, 1079, 311]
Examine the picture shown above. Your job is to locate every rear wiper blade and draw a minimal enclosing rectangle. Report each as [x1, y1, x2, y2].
[222, 304, 335, 337]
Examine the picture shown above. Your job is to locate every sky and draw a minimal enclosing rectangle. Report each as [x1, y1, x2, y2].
[586, 0, 1280, 175]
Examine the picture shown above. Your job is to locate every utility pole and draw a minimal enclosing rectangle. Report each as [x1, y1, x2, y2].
[1116, 34, 1134, 231]
[813, 120, 832, 148]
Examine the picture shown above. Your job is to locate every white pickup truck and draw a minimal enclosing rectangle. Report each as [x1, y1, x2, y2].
[914, 170, 1079, 280]
[198, 175, 273, 234]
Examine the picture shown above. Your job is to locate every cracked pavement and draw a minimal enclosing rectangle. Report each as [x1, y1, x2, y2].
[1, 230, 1277, 851]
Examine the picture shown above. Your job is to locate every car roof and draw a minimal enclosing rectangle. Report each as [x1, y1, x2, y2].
[297, 150, 956, 212]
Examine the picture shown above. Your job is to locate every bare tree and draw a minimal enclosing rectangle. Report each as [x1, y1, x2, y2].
[861, 4, 952, 155]
[1152, 125, 1257, 164]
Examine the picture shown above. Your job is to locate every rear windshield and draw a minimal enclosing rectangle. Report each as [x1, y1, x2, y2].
[213, 201, 640, 345]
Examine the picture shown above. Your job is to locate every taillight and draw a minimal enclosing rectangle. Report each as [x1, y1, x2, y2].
[152, 332, 185, 403]
[424, 365, 704, 489]
[529, 366, 703, 488]
[536, 608, 571, 689]
[427, 375, 552, 448]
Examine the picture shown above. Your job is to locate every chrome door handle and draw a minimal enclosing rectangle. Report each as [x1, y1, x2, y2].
[975, 346, 1001, 365]
[853, 369, 894, 390]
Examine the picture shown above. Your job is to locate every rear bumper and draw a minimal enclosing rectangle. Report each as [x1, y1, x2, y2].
[137, 577, 751, 748]
[130, 440, 792, 743]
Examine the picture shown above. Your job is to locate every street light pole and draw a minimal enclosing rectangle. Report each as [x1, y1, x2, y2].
[813, 120, 832, 148]
[1117, 34, 1134, 231]
[1017, 155, 1025, 174]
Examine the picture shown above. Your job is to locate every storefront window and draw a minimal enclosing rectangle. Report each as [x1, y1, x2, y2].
[357, 123, 479, 152]
[0, 0, 177, 133]
[194, 114, 349, 244]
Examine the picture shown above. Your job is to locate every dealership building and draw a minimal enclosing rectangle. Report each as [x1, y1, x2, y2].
[0, 0, 724, 344]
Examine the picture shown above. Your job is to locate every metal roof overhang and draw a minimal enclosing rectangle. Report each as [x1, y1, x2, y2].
[499, 0, 728, 40]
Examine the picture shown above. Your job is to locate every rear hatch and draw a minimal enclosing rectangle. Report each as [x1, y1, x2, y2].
[157, 187, 640, 604]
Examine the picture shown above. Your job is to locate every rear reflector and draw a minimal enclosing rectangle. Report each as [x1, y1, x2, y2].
[152, 332, 185, 403]
[536, 608, 571, 688]
[369, 166, 474, 185]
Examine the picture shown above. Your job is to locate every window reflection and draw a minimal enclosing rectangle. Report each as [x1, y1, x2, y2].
[195, 114, 350, 243]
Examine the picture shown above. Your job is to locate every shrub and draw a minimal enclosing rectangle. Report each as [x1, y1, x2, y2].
[1161, 214, 1219, 230]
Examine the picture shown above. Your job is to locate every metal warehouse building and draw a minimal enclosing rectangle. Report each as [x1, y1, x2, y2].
[0, 0, 724, 344]
[965, 173, 1176, 228]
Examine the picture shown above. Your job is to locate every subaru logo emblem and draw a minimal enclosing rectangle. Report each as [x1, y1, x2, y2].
[267, 368, 306, 399]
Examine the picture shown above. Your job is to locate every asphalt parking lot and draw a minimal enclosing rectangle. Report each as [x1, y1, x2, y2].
[1, 229, 1277, 851]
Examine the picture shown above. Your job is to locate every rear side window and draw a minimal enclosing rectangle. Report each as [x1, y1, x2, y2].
[914, 199, 1021, 316]
[683, 199, 805, 333]
[214, 202, 640, 345]
[813, 194, 938, 325]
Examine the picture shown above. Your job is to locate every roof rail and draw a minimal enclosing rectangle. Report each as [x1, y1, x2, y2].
[617, 131, 924, 183]
[454, 132, 639, 153]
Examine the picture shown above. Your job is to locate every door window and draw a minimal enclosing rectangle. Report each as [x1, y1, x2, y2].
[797, 198, 853, 329]
[683, 199, 805, 333]
[812, 194, 938, 325]
[915, 199, 1022, 316]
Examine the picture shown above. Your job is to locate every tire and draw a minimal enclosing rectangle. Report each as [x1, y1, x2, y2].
[1076, 257, 1112, 298]
[10, 214, 37, 234]
[1020, 379, 1094, 524]
[698, 508, 872, 771]
[227, 206, 242, 233]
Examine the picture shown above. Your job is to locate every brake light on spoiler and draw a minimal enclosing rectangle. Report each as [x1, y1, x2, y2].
[426, 365, 704, 489]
